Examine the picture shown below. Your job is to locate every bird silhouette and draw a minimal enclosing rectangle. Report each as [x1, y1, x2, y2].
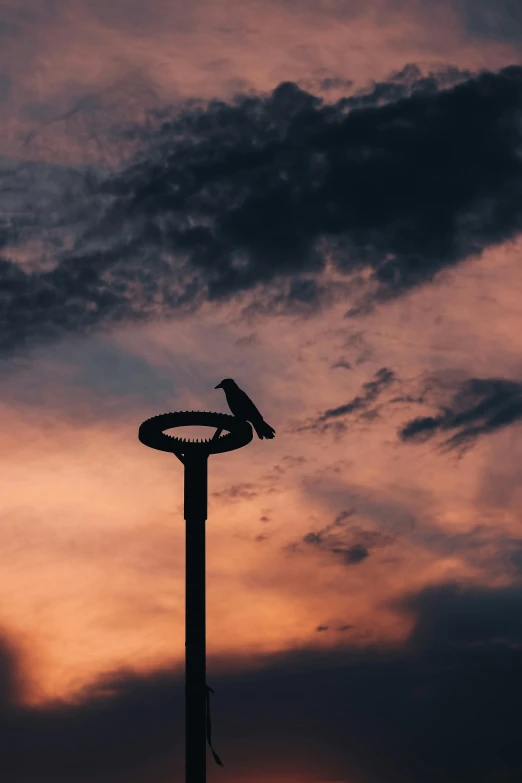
[215, 379, 276, 439]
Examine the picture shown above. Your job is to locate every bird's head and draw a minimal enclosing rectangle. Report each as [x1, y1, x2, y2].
[215, 378, 235, 390]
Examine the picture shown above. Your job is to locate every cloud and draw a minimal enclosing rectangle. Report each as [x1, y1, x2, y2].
[1, 663, 185, 783]
[399, 376, 522, 450]
[295, 367, 396, 434]
[0, 633, 24, 712]
[318, 367, 395, 422]
[86, 63, 522, 305]
[332, 542, 370, 564]
[395, 580, 522, 649]
[456, 0, 522, 45]
[2, 64, 522, 356]
[0, 335, 176, 414]
[301, 476, 418, 541]
[1, 580, 522, 782]
[293, 507, 393, 566]
[211, 482, 261, 501]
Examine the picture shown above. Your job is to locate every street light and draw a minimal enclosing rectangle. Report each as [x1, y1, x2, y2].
[139, 410, 254, 783]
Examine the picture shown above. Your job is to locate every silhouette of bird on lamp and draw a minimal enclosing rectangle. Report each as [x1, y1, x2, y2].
[215, 379, 276, 439]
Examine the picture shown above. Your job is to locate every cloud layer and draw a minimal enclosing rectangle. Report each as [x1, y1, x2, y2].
[0, 581, 521, 782]
[400, 376, 522, 450]
[2, 65, 522, 356]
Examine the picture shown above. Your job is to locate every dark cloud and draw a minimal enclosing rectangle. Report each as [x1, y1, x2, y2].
[399, 377, 522, 450]
[1, 581, 522, 782]
[97, 62, 522, 305]
[0, 663, 184, 783]
[0, 633, 23, 713]
[395, 581, 522, 650]
[332, 542, 370, 564]
[510, 544, 522, 574]
[318, 77, 354, 91]
[334, 509, 356, 524]
[320, 367, 395, 421]
[297, 507, 392, 566]
[2, 64, 522, 355]
[457, 0, 522, 45]
[296, 367, 395, 434]
[211, 482, 260, 501]
[234, 332, 258, 347]
[281, 455, 308, 466]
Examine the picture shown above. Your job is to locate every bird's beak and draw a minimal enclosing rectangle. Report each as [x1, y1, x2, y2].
[215, 383, 222, 389]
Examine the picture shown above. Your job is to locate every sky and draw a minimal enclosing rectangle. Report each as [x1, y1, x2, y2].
[1, 0, 522, 781]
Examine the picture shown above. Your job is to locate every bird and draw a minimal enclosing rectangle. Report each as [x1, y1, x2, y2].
[215, 379, 276, 439]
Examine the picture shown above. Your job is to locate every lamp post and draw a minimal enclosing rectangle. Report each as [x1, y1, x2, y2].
[139, 411, 253, 783]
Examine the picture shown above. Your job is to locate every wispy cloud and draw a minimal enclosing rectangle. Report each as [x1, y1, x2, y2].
[295, 367, 396, 434]
[286, 507, 394, 566]
[399, 376, 522, 451]
[318, 368, 395, 422]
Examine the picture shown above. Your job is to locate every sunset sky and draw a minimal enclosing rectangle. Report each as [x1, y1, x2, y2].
[1, 1, 522, 781]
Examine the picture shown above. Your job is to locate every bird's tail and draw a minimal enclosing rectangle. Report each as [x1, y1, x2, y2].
[253, 419, 276, 439]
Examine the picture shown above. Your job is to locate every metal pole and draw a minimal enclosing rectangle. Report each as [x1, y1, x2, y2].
[139, 410, 255, 780]
[184, 452, 208, 783]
